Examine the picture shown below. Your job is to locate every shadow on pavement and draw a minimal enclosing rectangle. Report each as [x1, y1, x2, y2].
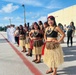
[62, 46, 76, 61]
[0, 39, 7, 43]
[58, 66, 76, 75]
[58, 46, 76, 75]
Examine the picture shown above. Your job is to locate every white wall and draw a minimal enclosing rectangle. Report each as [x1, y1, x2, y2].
[48, 5, 76, 26]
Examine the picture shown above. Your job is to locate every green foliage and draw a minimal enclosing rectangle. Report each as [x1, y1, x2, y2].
[0, 26, 7, 31]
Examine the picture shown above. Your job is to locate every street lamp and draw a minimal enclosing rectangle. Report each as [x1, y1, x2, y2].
[22, 4, 26, 24]
[9, 18, 11, 25]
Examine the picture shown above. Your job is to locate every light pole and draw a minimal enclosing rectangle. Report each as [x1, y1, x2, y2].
[9, 18, 11, 25]
[22, 4, 26, 24]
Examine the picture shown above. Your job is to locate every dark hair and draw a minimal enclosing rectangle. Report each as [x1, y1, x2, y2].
[24, 23, 27, 27]
[33, 22, 40, 30]
[58, 23, 62, 26]
[19, 25, 23, 30]
[71, 21, 75, 30]
[19, 25, 25, 34]
[47, 16, 57, 26]
[16, 26, 20, 30]
[44, 21, 49, 26]
[11, 24, 15, 27]
[71, 21, 74, 26]
[58, 23, 64, 30]
[38, 21, 43, 25]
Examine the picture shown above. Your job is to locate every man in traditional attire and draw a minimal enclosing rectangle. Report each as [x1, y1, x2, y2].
[10, 25, 15, 43]
[6, 25, 11, 42]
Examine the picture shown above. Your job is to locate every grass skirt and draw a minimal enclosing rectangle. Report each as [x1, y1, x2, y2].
[19, 40, 25, 47]
[25, 43, 30, 49]
[33, 46, 42, 55]
[43, 45, 64, 68]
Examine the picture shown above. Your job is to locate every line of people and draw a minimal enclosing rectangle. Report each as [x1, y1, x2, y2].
[6, 15, 75, 75]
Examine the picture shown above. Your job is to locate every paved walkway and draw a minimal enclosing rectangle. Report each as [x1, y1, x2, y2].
[0, 31, 76, 75]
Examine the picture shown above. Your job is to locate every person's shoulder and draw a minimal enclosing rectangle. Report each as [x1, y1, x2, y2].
[67, 25, 70, 27]
[30, 29, 34, 32]
[55, 26, 62, 30]
[55, 26, 59, 29]
[46, 26, 50, 29]
[45, 26, 49, 31]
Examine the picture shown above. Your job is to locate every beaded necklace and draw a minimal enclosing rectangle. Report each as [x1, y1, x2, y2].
[33, 30, 39, 36]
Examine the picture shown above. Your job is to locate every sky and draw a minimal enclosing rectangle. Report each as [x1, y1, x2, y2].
[0, 0, 76, 27]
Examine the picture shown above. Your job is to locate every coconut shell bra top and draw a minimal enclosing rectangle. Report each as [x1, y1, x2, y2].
[33, 31, 43, 38]
[46, 27, 58, 38]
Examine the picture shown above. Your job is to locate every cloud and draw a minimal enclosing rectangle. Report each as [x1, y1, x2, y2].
[16, 16, 21, 20]
[38, 16, 47, 23]
[4, 0, 42, 7]
[3, 16, 22, 22]
[46, 0, 62, 9]
[3, 17, 13, 20]
[31, 13, 40, 19]
[25, 11, 41, 19]
[2, 16, 23, 26]
[0, 3, 19, 13]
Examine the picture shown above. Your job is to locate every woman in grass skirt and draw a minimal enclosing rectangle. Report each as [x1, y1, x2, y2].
[43, 16, 65, 75]
[25, 27, 32, 56]
[29, 22, 44, 63]
[19, 25, 26, 52]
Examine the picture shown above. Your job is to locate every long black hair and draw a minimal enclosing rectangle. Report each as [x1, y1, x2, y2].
[32, 22, 40, 30]
[19, 25, 25, 34]
[38, 21, 43, 25]
[71, 21, 75, 30]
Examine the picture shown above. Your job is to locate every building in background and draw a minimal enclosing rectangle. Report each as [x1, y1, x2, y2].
[48, 5, 76, 26]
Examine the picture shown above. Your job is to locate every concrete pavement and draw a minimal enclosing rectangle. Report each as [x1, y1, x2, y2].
[0, 31, 76, 75]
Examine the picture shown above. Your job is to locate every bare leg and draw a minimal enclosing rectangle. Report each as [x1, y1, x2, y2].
[22, 46, 26, 52]
[35, 54, 41, 63]
[51, 68, 57, 75]
[26, 48, 30, 55]
[26, 48, 32, 57]
[32, 55, 37, 62]
[46, 68, 53, 74]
